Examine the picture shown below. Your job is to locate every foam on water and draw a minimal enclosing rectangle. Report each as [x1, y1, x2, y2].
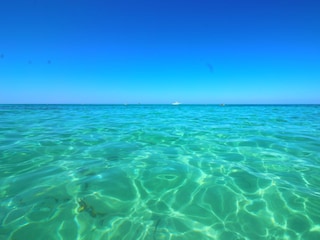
[1, 104, 320, 239]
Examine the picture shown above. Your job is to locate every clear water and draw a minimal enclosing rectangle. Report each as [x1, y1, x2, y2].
[1, 104, 320, 240]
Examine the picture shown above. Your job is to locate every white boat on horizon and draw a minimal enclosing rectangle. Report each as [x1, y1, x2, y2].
[172, 101, 181, 105]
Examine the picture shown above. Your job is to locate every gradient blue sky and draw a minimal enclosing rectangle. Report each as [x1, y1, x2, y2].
[1, 0, 319, 104]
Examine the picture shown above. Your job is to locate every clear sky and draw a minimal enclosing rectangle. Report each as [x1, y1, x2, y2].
[0, 0, 319, 104]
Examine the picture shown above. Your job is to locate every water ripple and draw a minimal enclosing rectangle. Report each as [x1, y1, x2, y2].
[1, 104, 320, 239]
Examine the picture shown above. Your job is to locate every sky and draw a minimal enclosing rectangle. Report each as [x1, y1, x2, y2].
[0, 0, 319, 104]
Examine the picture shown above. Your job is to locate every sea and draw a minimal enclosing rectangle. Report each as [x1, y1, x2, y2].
[0, 104, 319, 240]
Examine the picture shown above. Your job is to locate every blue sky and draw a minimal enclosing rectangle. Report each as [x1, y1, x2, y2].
[0, 0, 319, 104]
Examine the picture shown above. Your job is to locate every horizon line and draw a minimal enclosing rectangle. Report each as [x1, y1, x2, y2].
[0, 103, 319, 105]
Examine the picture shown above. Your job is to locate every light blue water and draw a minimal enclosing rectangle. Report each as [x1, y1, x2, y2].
[1, 104, 320, 240]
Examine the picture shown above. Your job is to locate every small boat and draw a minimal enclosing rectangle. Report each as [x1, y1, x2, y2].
[172, 101, 181, 105]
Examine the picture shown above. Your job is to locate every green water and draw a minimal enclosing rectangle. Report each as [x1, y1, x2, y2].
[1, 104, 320, 240]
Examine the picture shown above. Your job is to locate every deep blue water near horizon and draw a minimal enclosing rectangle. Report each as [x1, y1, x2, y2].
[1, 104, 320, 240]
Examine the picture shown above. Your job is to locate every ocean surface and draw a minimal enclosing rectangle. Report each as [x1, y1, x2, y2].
[1, 104, 320, 240]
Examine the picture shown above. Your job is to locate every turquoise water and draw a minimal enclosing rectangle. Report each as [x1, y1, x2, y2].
[1, 104, 320, 240]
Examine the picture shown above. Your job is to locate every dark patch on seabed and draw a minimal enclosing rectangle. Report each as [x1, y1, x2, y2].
[153, 218, 161, 240]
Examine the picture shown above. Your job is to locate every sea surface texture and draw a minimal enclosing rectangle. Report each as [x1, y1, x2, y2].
[0, 104, 320, 240]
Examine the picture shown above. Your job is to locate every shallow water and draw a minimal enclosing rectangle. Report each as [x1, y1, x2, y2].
[1, 104, 320, 240]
